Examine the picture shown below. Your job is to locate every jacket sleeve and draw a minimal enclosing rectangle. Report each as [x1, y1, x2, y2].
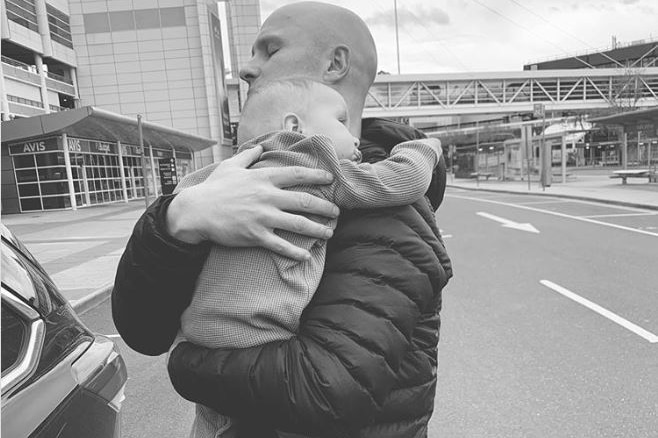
[111, 195, 210, 356]
[168, 206, 442, 435]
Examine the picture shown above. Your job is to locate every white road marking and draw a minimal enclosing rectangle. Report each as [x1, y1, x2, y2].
[540, 280, 658, 344]
[476, 211, 540, 233]
[105, 334, 122, 339]
[582, 212, 658, 218]
[442, 234, 453, 238]
[515, 200, 574, 205]
[448, 194, 658, 237]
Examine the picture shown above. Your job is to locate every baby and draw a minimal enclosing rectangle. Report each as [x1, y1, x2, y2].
[176, 79, 442, 438]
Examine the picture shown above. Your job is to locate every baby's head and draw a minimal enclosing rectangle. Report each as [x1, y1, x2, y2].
[238, 79, 361, 160]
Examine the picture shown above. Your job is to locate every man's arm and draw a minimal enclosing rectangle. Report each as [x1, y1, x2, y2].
[112, 147, 340, 355]
[334, 138, 441, 209]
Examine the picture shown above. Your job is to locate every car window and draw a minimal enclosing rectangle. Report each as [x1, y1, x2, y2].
[1, 303, 27, 373]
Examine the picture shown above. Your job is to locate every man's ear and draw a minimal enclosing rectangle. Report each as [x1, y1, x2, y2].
[324, 45, 350, 83]
[283, 113, 302, 132]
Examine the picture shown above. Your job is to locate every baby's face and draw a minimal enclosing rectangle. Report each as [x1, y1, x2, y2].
[302, 86, 360, 160]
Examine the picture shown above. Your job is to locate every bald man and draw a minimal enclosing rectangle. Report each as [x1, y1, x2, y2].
[112, 2, 451, 437]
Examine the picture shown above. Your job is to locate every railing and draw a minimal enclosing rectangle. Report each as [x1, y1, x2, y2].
[227, 69, 658, 119]
[525, 36, 658, 66]
[7, 95, 44, 108]
[363, 68, 658, 117]
[1, 55, 37, 73]
[45, 70, 73, 85]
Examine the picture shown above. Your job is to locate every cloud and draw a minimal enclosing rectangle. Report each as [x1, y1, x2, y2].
[366, 5, 451, 29]
[621, 0, 640, 4]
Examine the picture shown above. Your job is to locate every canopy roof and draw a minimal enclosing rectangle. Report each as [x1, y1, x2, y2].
[590, 106, 658, 127]
[1, 106, 215, 152]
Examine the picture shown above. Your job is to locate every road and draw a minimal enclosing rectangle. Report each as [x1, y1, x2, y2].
[80, 188, 658, 438]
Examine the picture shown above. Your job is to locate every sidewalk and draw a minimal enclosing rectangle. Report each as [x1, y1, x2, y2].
[448, 169, 658, 210]
[2, 200, 146, 312]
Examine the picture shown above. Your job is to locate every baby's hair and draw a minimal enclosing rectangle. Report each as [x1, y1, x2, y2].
[238, 79, 328, 142]
[244, 78, 321, 114]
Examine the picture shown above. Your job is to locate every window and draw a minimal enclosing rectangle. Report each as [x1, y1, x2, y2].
[109, 10, 134, 32]
[84, 7, 185, 33]
[5, 0, 38, 32]
[134, 9, 160, 29]
[1, 304, 27, 373]
[83, 12, 110, 33]
[46, 5, 73, 48]
[160, 7, 185, 27]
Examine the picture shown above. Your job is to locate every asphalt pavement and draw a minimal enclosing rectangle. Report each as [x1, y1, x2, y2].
[2, 169, 657, 437]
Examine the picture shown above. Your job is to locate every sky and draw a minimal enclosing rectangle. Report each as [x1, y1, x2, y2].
[257, 0, 657, 74]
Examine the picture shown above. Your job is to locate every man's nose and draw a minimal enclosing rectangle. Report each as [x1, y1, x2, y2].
[239, 62, 261, 85]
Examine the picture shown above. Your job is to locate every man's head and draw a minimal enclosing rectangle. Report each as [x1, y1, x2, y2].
[238, 79, 361, 161]
[239, 2, 377, 137]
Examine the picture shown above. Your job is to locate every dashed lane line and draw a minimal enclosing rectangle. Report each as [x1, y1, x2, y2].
[582, 212, 658, 218]
[540, 280, 658, 344]
[446, 194, 658, 237]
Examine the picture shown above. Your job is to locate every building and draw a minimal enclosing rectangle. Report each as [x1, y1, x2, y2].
[1, 106, 214, 213]
[1, 0, 227, 213]
[1, 0, 78, 120]
[524, 37, 658, 70]
[69, 0, 233, 166]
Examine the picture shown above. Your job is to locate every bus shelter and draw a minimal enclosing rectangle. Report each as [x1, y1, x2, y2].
[590, 106, 658, 171]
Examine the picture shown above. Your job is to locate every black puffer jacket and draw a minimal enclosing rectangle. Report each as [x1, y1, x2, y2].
[168, 119, 453, 437]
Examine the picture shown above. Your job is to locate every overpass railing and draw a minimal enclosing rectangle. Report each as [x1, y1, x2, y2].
[363, 68, 658, 117]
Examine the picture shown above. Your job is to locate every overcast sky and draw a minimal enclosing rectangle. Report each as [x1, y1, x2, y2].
[258, 0, 657, 74]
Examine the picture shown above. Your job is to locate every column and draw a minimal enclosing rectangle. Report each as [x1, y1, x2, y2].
[117, 141, 129, 203]
[622, 131, 628, 169]
[148, 145, 158, 197]
[561, 134, 567, 184]
[61, 133, 77, 210]
[0, 60, 11, 120]
[34, 54, 50, 113]
[70, 67, 80, 108]
[34, 0, 52, 57]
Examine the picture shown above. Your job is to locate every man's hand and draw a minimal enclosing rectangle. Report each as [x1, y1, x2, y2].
[166, 146, 339, 260]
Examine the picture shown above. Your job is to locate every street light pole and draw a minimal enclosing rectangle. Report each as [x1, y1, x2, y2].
[394, 0, 401, 74]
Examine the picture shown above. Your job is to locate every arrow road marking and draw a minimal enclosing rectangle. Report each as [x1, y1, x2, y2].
[476, 212, 540, 233]
[540, 280, 658, 344]
[448, 194, 658, 237]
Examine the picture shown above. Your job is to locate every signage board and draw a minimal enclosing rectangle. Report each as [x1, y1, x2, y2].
[158, 157, 178, 195]
[8, 137, 60, 155]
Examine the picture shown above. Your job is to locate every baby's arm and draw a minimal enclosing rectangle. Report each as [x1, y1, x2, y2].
[334, 138, 442, 209]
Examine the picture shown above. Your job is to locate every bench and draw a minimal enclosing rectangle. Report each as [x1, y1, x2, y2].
[470, 172, 494, 181]
[609, 169, 656, 184]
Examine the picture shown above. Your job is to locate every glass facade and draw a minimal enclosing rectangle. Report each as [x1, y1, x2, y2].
[7, 136, 193, 212]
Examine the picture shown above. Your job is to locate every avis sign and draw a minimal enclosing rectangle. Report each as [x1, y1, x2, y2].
[8, 137, 59, 155]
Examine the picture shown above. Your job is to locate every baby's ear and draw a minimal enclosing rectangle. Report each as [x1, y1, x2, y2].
[283, 113, 302, 133]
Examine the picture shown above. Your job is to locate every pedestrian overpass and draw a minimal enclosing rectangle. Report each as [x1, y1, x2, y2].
[227, 67, 658, 121]
[361, 68, 658, 118]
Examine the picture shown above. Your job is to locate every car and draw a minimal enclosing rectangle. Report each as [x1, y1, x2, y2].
[1, 223, 127, 437]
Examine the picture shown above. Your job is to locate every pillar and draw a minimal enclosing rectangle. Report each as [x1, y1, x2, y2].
[117, 140, 129, 202]
[561, 134, 567, 184]
[34, 54, 50, 113]
[622, 131, 628, 169]
[148, 144, 158, 197]
[61, 133, 77, 210]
